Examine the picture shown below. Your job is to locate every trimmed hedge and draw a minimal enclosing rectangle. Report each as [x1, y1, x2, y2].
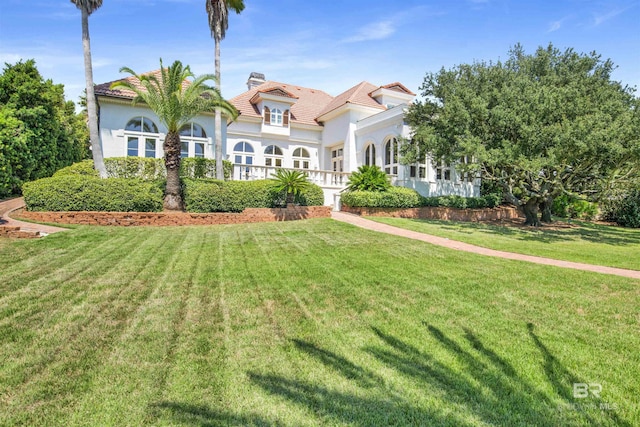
[54, 157, 233, 180]
[341, 188, 502, 209]
[341, 187, 422, 208]
[23, 175, 164, 212]
[183, 179, 325, 213]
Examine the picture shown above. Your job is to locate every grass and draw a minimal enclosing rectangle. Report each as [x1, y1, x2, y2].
[0, 219, 638, 426]
[367, 217, 640, 271]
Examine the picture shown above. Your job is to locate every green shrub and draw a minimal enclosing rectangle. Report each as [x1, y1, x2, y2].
[23, 175, 163, 212]
[601, 189, 640, 228]
[341, 187, 422, 208]
[345, 165, 391, 192]
[184, 179, 325, 213]
[54, 157, 232, 180]
[343, 187, 503, 209]
[270, 169, 310, 205]
[552, 194, 598, 220]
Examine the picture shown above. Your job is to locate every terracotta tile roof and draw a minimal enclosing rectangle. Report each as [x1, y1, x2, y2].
[229, 81, 333, 127]
[94, 69, 191, 100]
[316, 81, 385, 119]
[379, 82, 416, 96]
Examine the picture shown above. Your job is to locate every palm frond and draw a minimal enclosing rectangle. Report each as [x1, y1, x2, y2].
[70, 0, 103, 15]
[110, 59, 237, 132]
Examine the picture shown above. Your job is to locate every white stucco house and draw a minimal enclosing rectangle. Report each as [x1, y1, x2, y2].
[95, 71, 479, 206]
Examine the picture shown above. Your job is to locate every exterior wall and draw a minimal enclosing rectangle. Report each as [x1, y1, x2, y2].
[97, 98, 226, 160]
[227, 119, 323, 170]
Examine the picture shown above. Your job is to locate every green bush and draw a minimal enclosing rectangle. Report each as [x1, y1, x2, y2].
[601, 189, 640, 228]
[343, 188, 502, 209]
[552, 194, 598, 220]
[341, 187, 422, 208]
[54, 157, 233, 180]
[23, 175, 163, 212]
[183, 179, 325, 213]
[345, 165, 391, 192]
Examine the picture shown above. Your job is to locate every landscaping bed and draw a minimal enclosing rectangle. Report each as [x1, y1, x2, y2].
[342, 205, 521, 222]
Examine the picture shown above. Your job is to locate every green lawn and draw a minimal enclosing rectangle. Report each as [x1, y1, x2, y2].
[0, 219, 638, 426]
[367, 217, 640, 271]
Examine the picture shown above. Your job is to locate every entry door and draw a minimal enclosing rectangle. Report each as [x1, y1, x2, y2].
[331, 148, 344, 185]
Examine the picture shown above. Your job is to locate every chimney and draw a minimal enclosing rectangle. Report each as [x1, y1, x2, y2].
[247, 72, 266, 90]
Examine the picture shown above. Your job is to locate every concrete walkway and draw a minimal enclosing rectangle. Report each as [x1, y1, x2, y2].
[331, 211, 640, 280]
[0, 197, 67, 235]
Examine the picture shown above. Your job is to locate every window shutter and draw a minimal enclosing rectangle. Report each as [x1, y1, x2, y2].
[264, 107, 271, 124]
[283, 109, 289, 126]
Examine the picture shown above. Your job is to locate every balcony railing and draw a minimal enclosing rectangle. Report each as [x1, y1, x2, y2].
[232, 164, 351, 188]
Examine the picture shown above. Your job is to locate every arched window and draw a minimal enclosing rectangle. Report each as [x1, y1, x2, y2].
[264, 145, 283, 167]
[125, 116, 159, 157]
[293, 147, 310, 169]
[364, 143, 376, 166]
[384, 137, 399, 175]
[179, 122, 208, 158]
[234, 141, 254, 180]
[233, 141, 254, 164]
[270, 108, 283, 126]
[180, 123, 207, 158]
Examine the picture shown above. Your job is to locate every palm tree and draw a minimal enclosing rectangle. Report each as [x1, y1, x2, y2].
[206, 0, 245, 180]
[111, 59, 237, 210]
[71, 0, 107, 178]
[270, 169, 310, 205]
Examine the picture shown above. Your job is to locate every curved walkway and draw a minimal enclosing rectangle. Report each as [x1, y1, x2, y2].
[0, 197, 67, 235]
[331, 211, 640, 280]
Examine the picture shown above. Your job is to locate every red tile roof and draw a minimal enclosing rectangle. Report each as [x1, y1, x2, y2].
[96, 72, 414, 126]
[317, 81, 386, 119]
[229, 81, 334, 127]
[94, 69, 191, 100]
[379, 82, 416, 95]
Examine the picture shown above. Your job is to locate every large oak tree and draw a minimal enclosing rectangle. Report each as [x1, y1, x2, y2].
[405, 44, 640, 226]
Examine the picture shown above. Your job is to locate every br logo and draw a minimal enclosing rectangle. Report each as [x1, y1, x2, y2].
[573, 383, 602, 398]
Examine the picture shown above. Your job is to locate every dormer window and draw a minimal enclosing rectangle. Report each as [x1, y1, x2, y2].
[271, 108, 283, 125]
[263, 106, 290, 127]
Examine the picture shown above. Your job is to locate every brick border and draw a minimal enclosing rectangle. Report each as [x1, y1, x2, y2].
[340, 205, 521, 222]
[19, 205, 331, 227]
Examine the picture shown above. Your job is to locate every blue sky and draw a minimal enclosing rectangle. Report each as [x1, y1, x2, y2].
[1, 0, 639, 106]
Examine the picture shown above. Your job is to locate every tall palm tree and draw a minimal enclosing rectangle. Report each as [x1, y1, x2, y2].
[111, 59, 237, 210]
[206, 0, 245, 180]
[71, 0, 107, 178]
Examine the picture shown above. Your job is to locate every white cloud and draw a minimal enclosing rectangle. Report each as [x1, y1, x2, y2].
[342, 21, 396, 43]
[592, 4, 637, 27]
[548, 20, 562, 32]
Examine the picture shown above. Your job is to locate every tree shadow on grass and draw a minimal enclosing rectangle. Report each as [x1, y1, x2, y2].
[249, 326, 630, 426]
[149, 401, 280, 427]
[413, 218, 640, 246]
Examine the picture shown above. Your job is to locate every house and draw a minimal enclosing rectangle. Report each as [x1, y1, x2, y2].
[95, 71, 480, 205]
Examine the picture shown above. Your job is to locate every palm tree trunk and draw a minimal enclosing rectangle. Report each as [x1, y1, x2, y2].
[81, 6, 107, 178]
[214, 37, 224, 180]
[164, 131, 183, 210]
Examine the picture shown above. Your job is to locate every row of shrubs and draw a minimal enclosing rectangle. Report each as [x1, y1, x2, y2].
[54, 157, 233, 180]
[601, 189, 640, 228]
[23, 176, 165, 212]
[183, 179, 324, 213]
[22, 175, 324, 213]
[340, 187, 502, 209]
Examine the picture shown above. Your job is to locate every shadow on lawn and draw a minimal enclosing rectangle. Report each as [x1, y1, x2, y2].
[419, 218, 639, 246]
[149, 401, 280, 427]
[248, 325, 629, 426]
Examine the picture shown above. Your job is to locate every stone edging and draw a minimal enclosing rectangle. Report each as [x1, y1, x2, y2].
[19, 205, 331, 227]
[340, 205, 521, 222]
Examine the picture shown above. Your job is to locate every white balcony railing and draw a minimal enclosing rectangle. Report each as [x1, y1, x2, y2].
[232, 164, 351, 188]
